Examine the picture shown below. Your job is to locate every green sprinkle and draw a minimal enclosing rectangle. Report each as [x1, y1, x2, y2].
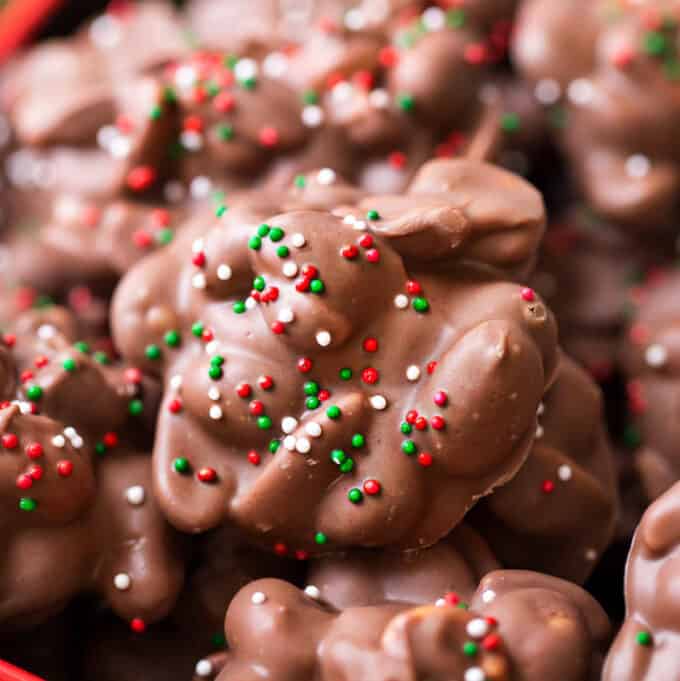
[402, 439, 417, 455]
[306, 396, 320, 410]
[62, 357, 76, 372]
[74, 341, 90, 354]
[215, 204, 227, 218]
[624, 424, 642, 449]
[396, 93, 415, 112]
[294, 175, 306, 188]
[19, 497, 36, 512]
[258, 223, 271, 237]
[210, 355, 225, 366]
[163, 86, 177, 103]
[233, 301, 246, 314]
[326, 405, 341, 420]
[191, 322, 204, 337]
[331, 449, 347, 465]
[241, 76, 257, 90]
[128, 399, 144, 416]
[310, 279, 325, 294]
[664, 59, 680, 80]
[348, 488, 363, 504]
[643, 31, 667, 56]
[95, 442, 107, 455]
[366, 209, 380, 221]
[149, 104, 162, 120]
[457, 602, 469, 610]
[212, 633, 226, 648]
[93, 351, 110, 365]
[253, 276, 266, 291]
[145, 344, 161, 360]
[500, 112, 521, 133]
[463, 642, 478, 657]
[208, 366, 223, 380]
[164, 330, 181, 347]
[157, 228, 174, 244]
[276, 245, 289, 258]
[173, 457, 190, 474]
[412, 297, 430, 313]
[257, 416, 272, 430]
[636, 631, 652, 646]
[269, 439, 280, 453]
[206, 81, 220, 97]
[225, 54, 238, 69]
[218, 124, 234, 141]
[302, 90, 319, 105]
[304, 381, 319, 396]
[249, 236, 262, 250]
[351, 434, 365, 449]
[269, 227, 285, 241]
[400, 422, 413, 434]
[339, 368, 353, 381]
[447, 8, 465, 27]
[314, 532, 328, 545]
[339, 458, 354, 473]
[26, 385, 43, 402]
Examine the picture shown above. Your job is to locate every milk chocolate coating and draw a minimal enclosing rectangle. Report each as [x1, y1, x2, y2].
[470, 352, 618, 583]
[603, 480, 680, 681]
[194, 571, 608, 681]
[513, 0, 680, 232]
[112, 159, 558, 554]
[621, 269, 680, 502]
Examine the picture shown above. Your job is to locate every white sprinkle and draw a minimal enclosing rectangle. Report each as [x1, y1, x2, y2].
[344, 8, 365, 30]
[37, 324, 56, 340]
[208, 387, 221, 401]
[466, 618, 489, 639]
[302, 105, 324, 127]
[16, 401, 32, 414]
[567, 78, 594, 105]
[164, 180, 186, 203]
[368, 88, 390, 109]
[235, 58, 258, 82]
[97, 125, 117, 150]
[645, 343, 668, 368]
[464, 668, 486, 681]
[332, 81, 354, 103]
[295, 437, 311, 454]
[534, 78, 561, 105]
[245, 297, 257, 310]
[209, 405, 223, 420]
[291, 233, 306, 248]
[535, 424, 544, 439]
[52, 435, 66, 448]
[343, 214, 356, 225]
[317, 168, 336, 185]
[536, 402, 545, 416]
[262, 51, 288, 78]
[370, 395, 387, 410]
[125, 485, 146, 506]
[109, 134, 132, 159]
[305, 422, 322, 438]
[170, 375, 183, 390]
[113, 573, 131, 591]
[421, 6, 445, 30]
[175, 65, 198, 90]
[282, 417, 298, 434]
[481, 589, 496, 604]
[626, 154, 651, 179]
[352, 220, 367, 231]
[192, 239, 205, 254]
[304, 585, 321, 600]
[64, 427, 77, 438]
[71, 436, 84, 449]
[394, 294, 409, 309]
[278, 308, 295, 323]
[180, 131, 203, 152]
[586, 548, 597, 561]
[190, 176, 212, 199]
[205, 340, 219, 355]
[194, 660, 213, 678]
[435, 598, 446, 607]
[251, 591, 267, 605]
[283, 435, 297, 451]
[558, 465, 573, 481]
[406, 365, 420, 381]
[283, 262, 299, 278]
[316, 330, 332, 347]
[89, 14, 122, 49]
[217, 264, 232, 281]
[192, 273, 207, 289]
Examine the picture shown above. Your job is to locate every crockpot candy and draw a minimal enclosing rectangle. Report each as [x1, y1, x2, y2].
[604, 480, 680, 681]
[621, 268, 680, 502]
[112, 157, 558, 554]
[83, 527, 302, 681]
[513, 0, 680, 232]
[191, 571, 609, 681]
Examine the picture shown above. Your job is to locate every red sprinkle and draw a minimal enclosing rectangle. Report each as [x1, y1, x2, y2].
[130, 618, 146, 633]
[318, 389, 331, 402]
[124, 368, 143, 384]
[29, 464, 43, 480]
[358, 234, 374, 249]
[249, 401, 265, 416]
[259, 126, 279, 147]
[365, 249, 380, 263]
[520, 287, 536, 302]
[103, 432, 119, 448]
[25, 442, 43, 458]
[430, 415, 445, 431]
[417, 452, 433, 467]
[297, 357, 313, 373]
[258, 376, 274, 390]
[405, 410, 418, 424]
[361, 367, 379, 384]
[57, 460, 74, 477]
[363, 479, 381, 495]
[197, 467, 218, 483]
[443, 592, 460, 606]
[274, 542, 288, 556]
[414, 416, 428, 431]
[3, 334, 16, 347]
[34, 355, 49, 368]
[433, 390, 448, 407]
[301, 265, 318, 279]
[247, 450, 261, 466]
[168, 399, 183, 414]
[379, 46, 399, 67]
[183, 114, 204, 132]
[192, 252, 206, 267]
[126, 165, 157, 192]
[2, 434, 18, 449]
[271, 321, 286, 335]
[482, 633, 502, 651]
[427, 361, 437, 374]
[406, 280, 422, 295]
[213, 92, 235, 113]
[341, 245, 359, 260]
[16, 474, 33, 490]
[542, 480, 555, 494]
[388, 151, 407, 169]
[363, 337, 378, 353]
[236, 383, 252, 398]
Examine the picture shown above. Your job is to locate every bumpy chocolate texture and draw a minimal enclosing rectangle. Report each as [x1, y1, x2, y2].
[2, 0, 530, 202]
[0, 309, 184, 632]
[112, 157, 558, 555]
[192, 571, 609, 681]
[513, 0, 680, 232]
[603, 480, 680, 681]
[621, 268, 680, 502]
